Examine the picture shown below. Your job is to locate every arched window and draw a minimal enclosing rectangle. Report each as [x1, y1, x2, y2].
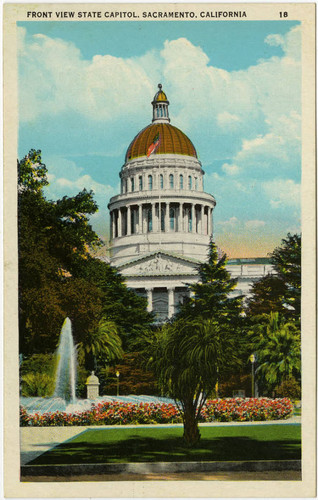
[169, 174, 174, 189]
[169, 207, 175, 231]
[147, 208, 152, 232]
[188, 176, 192, 190]
[131, 177, 135, 192]
[139, 176, 143, 191]
[148, 175, 153, 190]
[160, 174, 164, 189]
[180, 174, 183, 189]
[160, 106, 163, 117]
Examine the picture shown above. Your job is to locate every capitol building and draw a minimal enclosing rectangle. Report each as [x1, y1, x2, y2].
[108, 85, 273, 321]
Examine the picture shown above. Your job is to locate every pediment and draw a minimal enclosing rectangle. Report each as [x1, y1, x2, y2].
[119, 252, 199, 277]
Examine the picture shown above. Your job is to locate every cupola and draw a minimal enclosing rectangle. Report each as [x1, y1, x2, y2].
[152, 83, 170, 123]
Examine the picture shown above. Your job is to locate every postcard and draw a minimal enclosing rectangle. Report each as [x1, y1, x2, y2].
[3, 2, 316, 497]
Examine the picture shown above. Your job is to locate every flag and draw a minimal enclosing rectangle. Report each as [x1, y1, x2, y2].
[147, 132, 160, 157]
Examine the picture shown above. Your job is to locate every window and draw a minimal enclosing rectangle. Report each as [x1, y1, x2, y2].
[180, 174, 183, 189]
[195, 177, 198, 190]
[188, 176, 192, 190]
[131, 177, 134, 192]
[148, 175, 153, 190]
[188, 208, 192, 232]
[147, 208, 152, 232]
[161, 208, 165, 231]
[139, 176, 143, 191]
[169, 207, 175, 231]
[169, 174, 174, 189]
[125, 179, 128, 193]
[160, 174, 164, 189]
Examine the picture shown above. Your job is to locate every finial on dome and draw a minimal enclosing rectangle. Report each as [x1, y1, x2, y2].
[158, 83, 162, 90]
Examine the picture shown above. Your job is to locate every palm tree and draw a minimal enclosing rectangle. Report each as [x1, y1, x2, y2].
[77, 318, 123, 369]
[250, 312, 300, 394]
[148, 317, 240, 446]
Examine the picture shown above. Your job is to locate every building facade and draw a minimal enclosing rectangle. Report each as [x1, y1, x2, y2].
[108, 85, 272, 321]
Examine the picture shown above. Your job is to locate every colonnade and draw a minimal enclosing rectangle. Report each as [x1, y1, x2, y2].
[110, 201, 213, 239]
[121, 170, 203, 194]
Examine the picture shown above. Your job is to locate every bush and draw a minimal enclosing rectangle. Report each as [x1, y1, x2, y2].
[20, 397, 293, 426]
[274, 378, 301, 400]
[21, 373, 55, 397]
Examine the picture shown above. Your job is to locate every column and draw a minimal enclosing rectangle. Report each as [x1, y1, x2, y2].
[112, 212, 116, 239]
[138, 204, 142, 234]
[118, 208, 122, 237]
[165, 202, 170, 232]
[168, 287, 175, 318]
[180, 203, 184, 232]
[191, 204, 195, 233]
[210, 207, 213, 236]
[146, 288, 153, 312]
[127, 205, 131, 236]
[201, 205, 205, 235]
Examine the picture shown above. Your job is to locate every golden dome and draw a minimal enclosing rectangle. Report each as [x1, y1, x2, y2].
[126, 123, 197, 161]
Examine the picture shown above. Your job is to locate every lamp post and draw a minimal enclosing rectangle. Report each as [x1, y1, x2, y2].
[116, 370, 120, 396]
[249, 354, 255, 397]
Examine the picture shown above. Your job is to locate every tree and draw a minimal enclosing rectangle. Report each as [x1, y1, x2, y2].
[18, 150, 152, 361]
[248, 312, 301, 395]
[148, 318, 240, 446]
[77, 318, 124, 371]
[246, 234, 301, 321]
[177, 240, 243, 325]
[270, 233, 301, 317]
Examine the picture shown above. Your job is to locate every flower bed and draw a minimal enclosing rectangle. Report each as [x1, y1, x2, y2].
[20, 397, 293, 427]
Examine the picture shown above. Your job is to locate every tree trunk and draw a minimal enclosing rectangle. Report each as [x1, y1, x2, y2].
[183, 404, 201, 447]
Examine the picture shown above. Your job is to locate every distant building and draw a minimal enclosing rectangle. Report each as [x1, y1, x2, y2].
[108, 85, 272, 321]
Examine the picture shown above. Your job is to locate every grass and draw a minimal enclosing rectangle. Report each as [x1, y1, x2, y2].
[29, 424, 301, 465]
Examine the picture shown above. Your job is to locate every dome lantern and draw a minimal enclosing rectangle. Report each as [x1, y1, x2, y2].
[152, 83, 170, 124]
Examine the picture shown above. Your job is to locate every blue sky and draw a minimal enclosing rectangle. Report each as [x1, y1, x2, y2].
[18, 20, 301, 257]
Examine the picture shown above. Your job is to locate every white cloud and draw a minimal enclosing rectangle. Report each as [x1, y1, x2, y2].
[262, 179, 300, 208]
[245, 220, 266, 229]
[217, 111, 241, 129]
[218, 216, 239, 229]
[221, 163, 240, 176]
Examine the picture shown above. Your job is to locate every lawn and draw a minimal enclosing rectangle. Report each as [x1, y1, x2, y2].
[29, 424, 301, 465]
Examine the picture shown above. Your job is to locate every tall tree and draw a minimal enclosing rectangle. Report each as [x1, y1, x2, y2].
[18, 150, 152, 360]
[177, 240, 243, 325]
[246, 234, 301, 321]
[148, 318, 240, 446]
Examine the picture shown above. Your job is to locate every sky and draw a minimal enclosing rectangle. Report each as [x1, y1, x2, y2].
[18, 20, 301, 258]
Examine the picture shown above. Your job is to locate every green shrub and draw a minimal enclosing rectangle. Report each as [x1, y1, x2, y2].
[21, 372, 55, 397]
[275, 377, 301, 400]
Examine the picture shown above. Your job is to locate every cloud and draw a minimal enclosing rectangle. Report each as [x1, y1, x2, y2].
[217, 111, 241, 129]
[19, 24, 302, 252]
[262, 179, 300, 208]
[221, 163, 240, 176]
[245, 220, 266, 229]
[218, 216, 239, 230]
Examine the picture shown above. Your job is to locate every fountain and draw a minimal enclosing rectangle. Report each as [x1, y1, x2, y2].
[20, 317, 175, 415]
[54, 317, 76, 402]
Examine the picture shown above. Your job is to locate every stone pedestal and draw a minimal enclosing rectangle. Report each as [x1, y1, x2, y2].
[86, 371, 100, 400]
